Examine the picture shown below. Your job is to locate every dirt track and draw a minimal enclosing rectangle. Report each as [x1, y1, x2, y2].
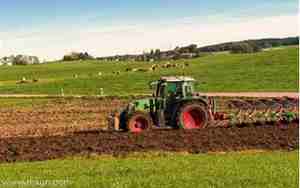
[0, 124, 298, 163]
[0, 92, 298, 98]
[204, 92, 299, 98]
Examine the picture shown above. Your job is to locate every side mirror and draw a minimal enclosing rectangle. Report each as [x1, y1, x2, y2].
[149, 82, 153, 90]
[149, 81, 158, 89]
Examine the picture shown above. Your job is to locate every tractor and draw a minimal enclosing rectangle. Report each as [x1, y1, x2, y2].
[112, 76, 216, 132]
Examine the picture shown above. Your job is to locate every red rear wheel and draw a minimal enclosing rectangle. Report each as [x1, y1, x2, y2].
[178, 103, 208, 129]
[127, 112, 152, 133]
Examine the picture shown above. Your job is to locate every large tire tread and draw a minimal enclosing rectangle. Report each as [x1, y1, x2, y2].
[175, 102, 209, 129]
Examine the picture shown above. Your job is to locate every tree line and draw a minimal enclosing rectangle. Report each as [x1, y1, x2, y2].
[62, 37, 299, 62]
[198, 37, 299, 53]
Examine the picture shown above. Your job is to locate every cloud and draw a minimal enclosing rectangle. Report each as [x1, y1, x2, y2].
[0, 14, 297, 61]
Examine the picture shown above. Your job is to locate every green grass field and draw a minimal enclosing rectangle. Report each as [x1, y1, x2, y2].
[0, 151, 298, 188]
[0, 46, 298, 187]
[0, 46, 298, 95]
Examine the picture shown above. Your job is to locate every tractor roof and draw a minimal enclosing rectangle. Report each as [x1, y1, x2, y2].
[160, 76, 195, 82]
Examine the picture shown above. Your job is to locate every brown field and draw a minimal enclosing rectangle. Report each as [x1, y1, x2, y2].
[0, 96, 298, 163]
[0, 98, 129, 138]
[0, 124, 298, 163]
[0, 97, 234, 138]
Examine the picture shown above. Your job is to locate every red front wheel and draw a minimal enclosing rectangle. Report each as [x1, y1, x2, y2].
[127, 112, 152, 133]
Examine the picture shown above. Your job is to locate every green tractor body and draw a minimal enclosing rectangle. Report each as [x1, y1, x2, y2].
[118, 76, 216, 132]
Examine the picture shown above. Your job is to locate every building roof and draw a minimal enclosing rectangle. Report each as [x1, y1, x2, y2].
[160, 76, 195, 82]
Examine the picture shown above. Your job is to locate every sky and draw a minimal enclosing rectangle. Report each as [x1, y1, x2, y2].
[0, 0, 298, 60]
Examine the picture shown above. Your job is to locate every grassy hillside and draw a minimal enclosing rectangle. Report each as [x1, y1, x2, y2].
[0, 46, 298, 95]
[0, 151, 298, 188]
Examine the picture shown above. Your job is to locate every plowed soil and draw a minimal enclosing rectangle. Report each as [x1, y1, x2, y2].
[0, 124, 298, 163]
[0, 97, 298, 163]
[0, 98, 130, 138]
[0, 97, 242, 138]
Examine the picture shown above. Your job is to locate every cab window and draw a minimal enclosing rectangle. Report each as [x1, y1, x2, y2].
[157, 84, 166, 97]
[185, 85, 193, 96]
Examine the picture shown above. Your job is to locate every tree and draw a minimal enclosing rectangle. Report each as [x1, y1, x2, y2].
[231, 42, 254, 54]
[150, 49, 154, 56]
[154, 49, 161, 60]
[187, 44, 198, 53]
[63, 52, 94, 61]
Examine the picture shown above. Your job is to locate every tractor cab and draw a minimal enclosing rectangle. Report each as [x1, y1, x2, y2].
[149, 77, 202, 127]
[150, 76, 196, 99]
